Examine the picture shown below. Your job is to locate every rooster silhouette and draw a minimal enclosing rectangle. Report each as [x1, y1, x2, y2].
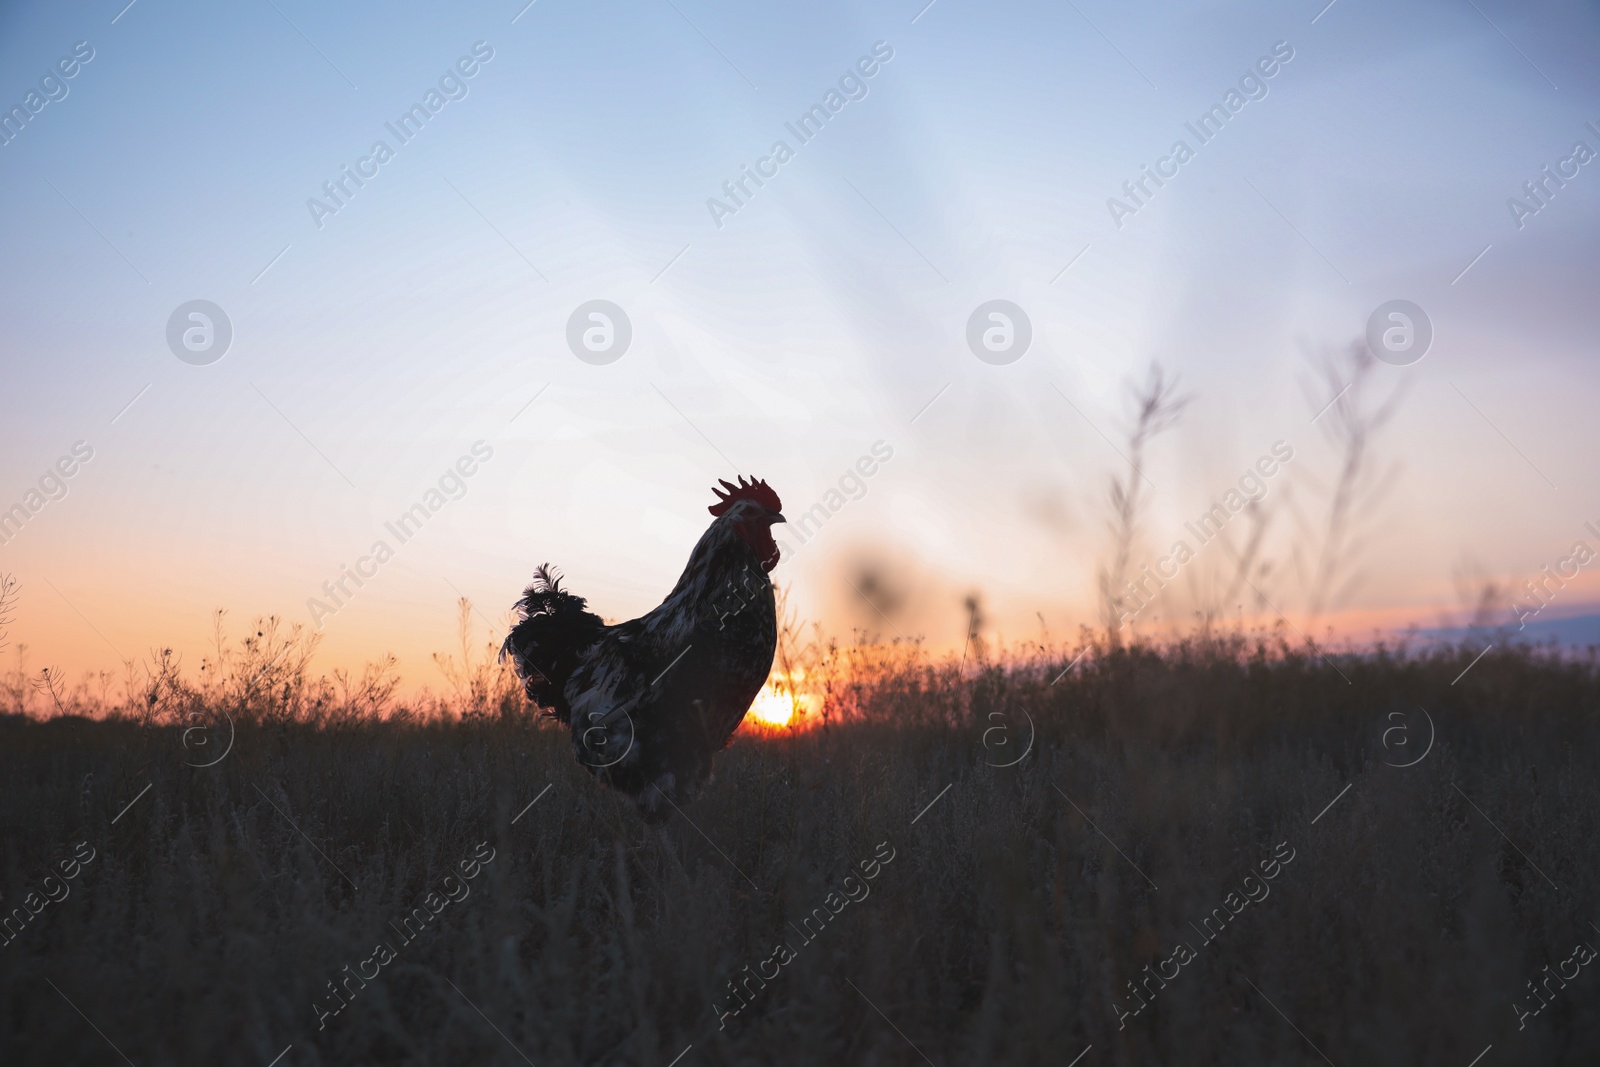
[500, 477, 785, 821]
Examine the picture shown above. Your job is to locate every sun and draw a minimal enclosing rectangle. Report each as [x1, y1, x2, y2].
[746, 671, 821, 730]
[749, 684, 796, 727]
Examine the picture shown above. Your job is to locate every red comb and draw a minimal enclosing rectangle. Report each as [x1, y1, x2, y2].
[708, 476, 782, 517]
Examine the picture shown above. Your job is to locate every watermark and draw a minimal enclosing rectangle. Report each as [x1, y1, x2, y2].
[166, 300, 234, 365]
[1508, 521, 1600, 631]
[314, 842, 496, 1030]
[1514, 936, 1596, 1030]
[1507, 121, 1599, 230]
[1107, 41, 1295, 229]
[706, 41, 895, 229]
[1379, 704, 1434, 768]
[0, 40, 95, 148]
[966, 300, 1031, 365]
[181, 705, 237, 768]
[713, 840, 896, 1028]
[0, 440, 95, 548]
[574, 704, 636, 769]
[306, 42, 495, 230]
[981, 706, 1035, 768]
[710, 563, 769, 631]
[775, 440, 894, 553]
[566, 299, 632, 364]
[0, 841, 97, 949]
[1113, 841, 1296, 1029]
[1364, 299, 1432, 366]
[306, 441, 494, 628]
[1114, 440, 1294, 625]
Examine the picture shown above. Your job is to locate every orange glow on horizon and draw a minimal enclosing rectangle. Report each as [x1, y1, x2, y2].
[746, 672, 822, 729]
[748, 685, 796, 727]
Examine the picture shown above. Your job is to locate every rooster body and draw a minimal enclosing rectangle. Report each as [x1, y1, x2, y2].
[501, 480, 785, 821]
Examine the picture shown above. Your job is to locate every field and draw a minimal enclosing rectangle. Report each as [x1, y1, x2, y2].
[2, 630, 1599, 1066]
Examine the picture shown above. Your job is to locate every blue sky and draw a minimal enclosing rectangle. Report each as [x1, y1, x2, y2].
[2, 0, 1599, 679]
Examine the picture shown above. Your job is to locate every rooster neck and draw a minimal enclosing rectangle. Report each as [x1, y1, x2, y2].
[631, 519, 769, 650]
[661, 518, 771, 609]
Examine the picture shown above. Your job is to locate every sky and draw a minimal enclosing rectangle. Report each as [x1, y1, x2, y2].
[2, 0, 1599, 688]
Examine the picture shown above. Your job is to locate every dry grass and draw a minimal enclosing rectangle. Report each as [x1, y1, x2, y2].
[2, 629, 1599, 1065]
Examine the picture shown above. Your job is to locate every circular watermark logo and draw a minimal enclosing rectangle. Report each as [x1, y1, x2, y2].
[1379, 704, 1435, 768]
[1365, 299, 1432, 366]
[181, 707, 236, 768]
[981, 707, 1035, 768]
[566, 300, 632, 365]
[966, 300, 1031, 365]
[166, 300, 233, 366]
[577, 708, 636, 768]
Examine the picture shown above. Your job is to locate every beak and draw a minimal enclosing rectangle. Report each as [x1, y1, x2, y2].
[773, 513, 787, 523]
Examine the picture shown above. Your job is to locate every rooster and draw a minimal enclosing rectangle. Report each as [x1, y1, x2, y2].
[500, 477, 786, 822]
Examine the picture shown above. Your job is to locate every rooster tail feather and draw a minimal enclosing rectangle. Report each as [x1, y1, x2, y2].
[506, 564, 595, 622]
[530, 563, 563, 595]
[500, 563, 607, 721]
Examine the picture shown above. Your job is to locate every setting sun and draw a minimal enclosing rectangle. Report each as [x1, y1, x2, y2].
[748, 685, 797, 728]
[747, 672, 822, 729]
